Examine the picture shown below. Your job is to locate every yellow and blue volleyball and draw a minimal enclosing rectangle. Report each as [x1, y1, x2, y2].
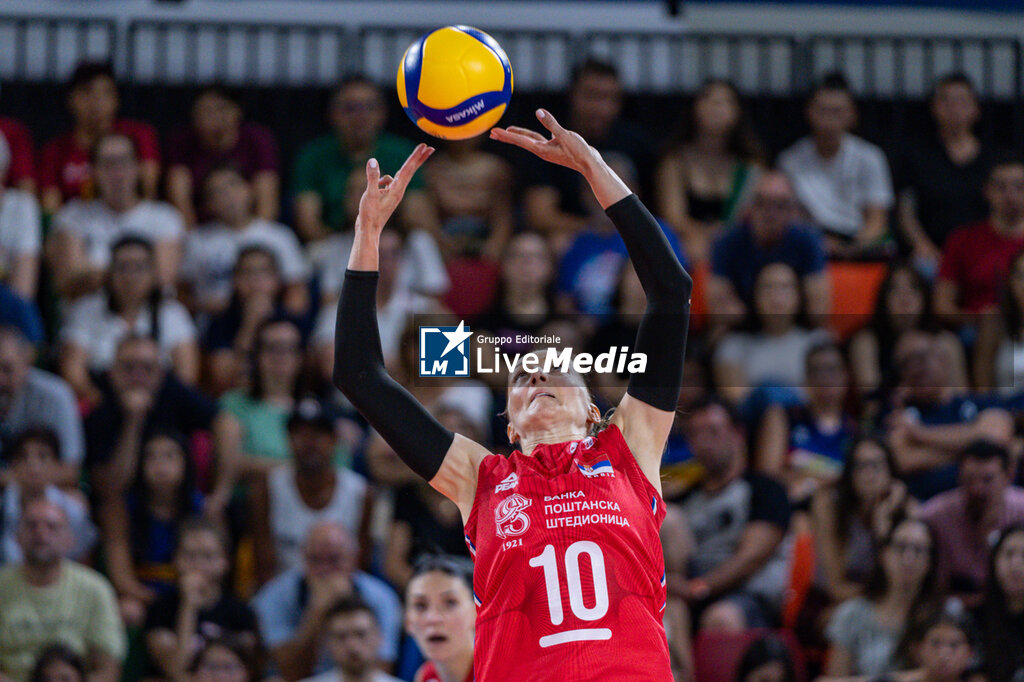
[397, 25, 513, 140]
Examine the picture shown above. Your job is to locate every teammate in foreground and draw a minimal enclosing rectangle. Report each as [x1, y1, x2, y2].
[334, 109, 692, 680]
[405, 556, 475, 682]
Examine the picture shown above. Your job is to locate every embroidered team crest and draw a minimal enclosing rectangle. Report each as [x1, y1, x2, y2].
[495, 472, 519, 493]
[577, 459, 614, 478]
[494, 493, 532, 538]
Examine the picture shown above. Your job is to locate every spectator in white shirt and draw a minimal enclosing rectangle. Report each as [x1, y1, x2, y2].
[182, 165, 310, 317]
[0, 131, 41, 299]
[48, 133, 183, 300]
[778, 73, 893, 257]
[60, 236, 198, 402]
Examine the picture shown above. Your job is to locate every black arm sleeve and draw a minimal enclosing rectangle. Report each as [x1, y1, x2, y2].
[605, 194, 693, 412]
[332, 270, 455, 481]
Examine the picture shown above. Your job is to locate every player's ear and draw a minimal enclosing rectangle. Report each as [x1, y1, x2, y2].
[506, 422, 518, 446]
[586, 402, 601, 426]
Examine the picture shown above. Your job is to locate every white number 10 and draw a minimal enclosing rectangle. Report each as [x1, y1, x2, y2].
[528, 541, 609, 625]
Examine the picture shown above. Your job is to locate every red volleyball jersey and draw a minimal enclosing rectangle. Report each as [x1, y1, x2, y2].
[464, 424, 672, 681]
[415, 661, 473, 682]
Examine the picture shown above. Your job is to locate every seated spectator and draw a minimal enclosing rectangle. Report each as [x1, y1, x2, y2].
[975, 247, 1024, 393]
[973, 524, 1024, 682]
[292, 75, 434, 244]
[920, 440, 1024, 605]
[84, 335, 240, 514]
[656, 79, 764, 262]
[60, 236, 199, 401]
[382, 406, 477, 591]
[895, 74, 994, 275]
[0, 325, 84, 485]
[404, 555, 475, 682]
[662, 397, 791, 633]
[99, 429, 203, 626]
[143, 518, 259, 681]
[167, 84, 279, 226]
[935, 154, 1024, 328]
[311, 229, 434, 376]
[882, 329, 1013, 500]
[423, 136, 514, 260]
[0, 282, 44, 346]
[0, 115, 36, 194]
[778, 73, 893, 256]
[811, 437, 915, 603]
[252, 522, 402, 680]
[301, 597, 402, 682]
[898, 608, 977, 682]
[825, 518, 940, 677]
[204, 245, 310, 395]
[757, 340, 857, 503]
[223, 318, 348, 474]
[521, 59, 653, 249]
[476, 232, 557, 347]
[251, 398, 370, 581]
[557, 157, 685, 318]
[849, 262, 968, 398]
[1, 427, 96, 564]
[713, 262, 832, 407]
[708, 170, 829, 329]
[0, 498, 125, 682]
[48, 133, 183, 300]
[182, 165, 310, 318]
[735, 635, 798, 682]
[39, 61, 160, 214]
[190, 637, 260, 682]
[0, 134, 41, 299]
[28, 645, 87, 682]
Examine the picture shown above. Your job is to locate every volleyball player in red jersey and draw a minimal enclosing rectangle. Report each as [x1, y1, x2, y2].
[406, 556, 475, 682]
[334, 109, 692, 680]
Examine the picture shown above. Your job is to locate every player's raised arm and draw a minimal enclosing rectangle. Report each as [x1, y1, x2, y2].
[492, 111, 693, 486]
[333, 144, 491, 518]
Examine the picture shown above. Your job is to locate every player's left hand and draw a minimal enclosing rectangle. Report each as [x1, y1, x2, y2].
[355, 142, 434, 238]
[490, 109, 600, 175]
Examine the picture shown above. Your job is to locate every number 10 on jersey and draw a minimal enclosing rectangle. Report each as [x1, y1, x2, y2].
[529, 541, 612, 647]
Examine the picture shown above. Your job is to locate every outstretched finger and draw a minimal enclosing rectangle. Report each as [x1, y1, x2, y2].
[391, 143, 434, 193]
[504, 126, 547, 142]
[489, 127, 544, 152]
[363, 158, 381, 205]
[535, 109, 567, 137]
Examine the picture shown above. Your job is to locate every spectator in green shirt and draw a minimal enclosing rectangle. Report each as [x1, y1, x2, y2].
[292, 75, 437, 244]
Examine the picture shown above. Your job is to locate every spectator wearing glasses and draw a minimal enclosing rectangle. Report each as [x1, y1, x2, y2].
[39, 61, 160, 214]
[59, 236, 198, 403]
[166, 84, 280, 226]
[292, 75, 435, 245]
[707, 170, 829, 331]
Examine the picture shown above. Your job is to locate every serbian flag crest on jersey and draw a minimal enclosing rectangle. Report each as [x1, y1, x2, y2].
[577, 459, 614, 478]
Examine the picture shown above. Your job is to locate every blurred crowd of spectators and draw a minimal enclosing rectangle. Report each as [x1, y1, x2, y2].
[1, 56, 1024, 682]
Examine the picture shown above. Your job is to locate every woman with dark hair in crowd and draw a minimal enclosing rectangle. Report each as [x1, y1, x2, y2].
[757, 340, 857, 504]
[713, 261, 831, 407]
[405, 555, 475, 682]
[190, 637, 260, 682]
[100, 429, 203, 626]
[849, 262, 967, 398]
[973, 524, 1024, 681]
[60, 235, 199, 402]
[735, 635, 799, 682]
[204, 244, 306, 395]
[825, 517, 941, 677]
[812, 437, 915, 604]
[656, 79, 764, 261]
[975, 248, 1024, 393]
[900, 607, 978, 682]
[220, 316, 329, 475]
[29, 645, 87, 682]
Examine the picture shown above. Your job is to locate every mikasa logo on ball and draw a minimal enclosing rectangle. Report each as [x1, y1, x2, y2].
[446, 99, 486, 124]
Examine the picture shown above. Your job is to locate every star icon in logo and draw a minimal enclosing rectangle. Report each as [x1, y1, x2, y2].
[439, 320, 473, 358]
